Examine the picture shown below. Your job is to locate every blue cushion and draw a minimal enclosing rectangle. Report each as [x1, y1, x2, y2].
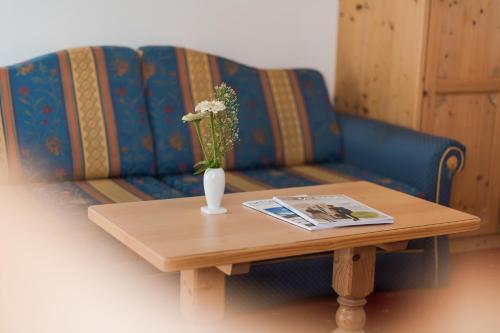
[338, 113, 465, 204]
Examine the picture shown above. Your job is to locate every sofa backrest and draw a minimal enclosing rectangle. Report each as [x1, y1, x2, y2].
[0, 46, 155, 183]
[140, 46, 342, 175]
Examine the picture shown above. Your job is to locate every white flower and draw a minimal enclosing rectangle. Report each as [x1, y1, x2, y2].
[182, 112, 206, 122]
[195, 100, 226, 114]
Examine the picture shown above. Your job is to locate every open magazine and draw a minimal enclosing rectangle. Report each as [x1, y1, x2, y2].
[243, 199, 334, 231]
[272, 195, 393, 227]
[243, 195, 393, 231]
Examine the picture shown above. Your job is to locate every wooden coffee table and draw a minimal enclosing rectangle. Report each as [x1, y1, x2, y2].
[88, 181, 479, 332]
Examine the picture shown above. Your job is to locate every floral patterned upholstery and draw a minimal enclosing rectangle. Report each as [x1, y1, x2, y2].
[0, 47, 155, 183]
[140, 46, 342, 175]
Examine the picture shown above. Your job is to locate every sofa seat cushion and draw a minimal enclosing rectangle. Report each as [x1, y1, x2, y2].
[140, 46, 342, 175]
[30, 177, 182, 211]
[162, 162, 425, 199]
[0, 47, 155, 183]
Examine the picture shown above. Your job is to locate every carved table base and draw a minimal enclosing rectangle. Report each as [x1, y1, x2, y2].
[332, 246, 376, 333]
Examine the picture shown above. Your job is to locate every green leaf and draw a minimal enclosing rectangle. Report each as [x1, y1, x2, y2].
[194, 164, 207, 175]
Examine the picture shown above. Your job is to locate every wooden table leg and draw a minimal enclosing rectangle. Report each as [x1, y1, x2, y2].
[332, 246, 376, 333]
[180, 267, 226, 329]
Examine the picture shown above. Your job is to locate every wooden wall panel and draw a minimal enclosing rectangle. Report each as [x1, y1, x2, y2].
[423, 94, 498, 227]
[335, 0, 429, 128]
[335, 0, 500, 244]
[421, 0, 500, 236]
[430, 0, 500, 81]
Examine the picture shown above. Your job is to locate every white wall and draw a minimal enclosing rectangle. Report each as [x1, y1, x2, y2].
[0, 0, 338, 94]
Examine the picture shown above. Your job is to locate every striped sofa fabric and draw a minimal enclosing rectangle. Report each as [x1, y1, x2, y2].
[0, 47, 154, 183]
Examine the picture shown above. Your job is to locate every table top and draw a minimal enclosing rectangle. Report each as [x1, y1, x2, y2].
[88, 181, 480, 272]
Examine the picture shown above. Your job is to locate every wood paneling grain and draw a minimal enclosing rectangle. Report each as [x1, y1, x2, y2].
[335, 0, 429, 128]
[429, 0, 500, 81]
[423, 94, 496, 222]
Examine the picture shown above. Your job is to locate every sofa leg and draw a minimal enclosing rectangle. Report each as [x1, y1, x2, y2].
[180, 267, 225, 330]
[332, 246, 376, 332]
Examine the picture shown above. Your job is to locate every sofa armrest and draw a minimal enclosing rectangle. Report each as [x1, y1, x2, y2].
[338, 113, 465, 205]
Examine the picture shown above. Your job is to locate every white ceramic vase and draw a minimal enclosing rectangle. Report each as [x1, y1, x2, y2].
[201, 168, 227, 215]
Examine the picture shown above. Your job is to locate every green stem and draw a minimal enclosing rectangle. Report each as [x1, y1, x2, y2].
[194, 121, 208, 160]
[209, 113, 219, 167]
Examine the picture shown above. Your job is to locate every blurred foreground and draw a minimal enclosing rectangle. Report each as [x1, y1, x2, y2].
[223, 248, 500, 333]
[1, 186, 499, 333]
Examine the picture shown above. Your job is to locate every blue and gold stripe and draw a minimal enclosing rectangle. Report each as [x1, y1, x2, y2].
[58, 50, 85, 180]
[94, 47, 121, 176]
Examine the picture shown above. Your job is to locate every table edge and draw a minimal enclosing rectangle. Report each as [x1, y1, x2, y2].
[158, 217, 479, 272]
[88, 203, 480, 272]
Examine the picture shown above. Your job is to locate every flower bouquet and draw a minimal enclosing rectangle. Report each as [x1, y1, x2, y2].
[182, 83, 239, 214]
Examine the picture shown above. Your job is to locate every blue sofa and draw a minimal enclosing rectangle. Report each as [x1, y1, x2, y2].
[0, 46, 465, 306]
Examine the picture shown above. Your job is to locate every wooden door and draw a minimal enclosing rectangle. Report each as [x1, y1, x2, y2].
[421, 0, 500, 236]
